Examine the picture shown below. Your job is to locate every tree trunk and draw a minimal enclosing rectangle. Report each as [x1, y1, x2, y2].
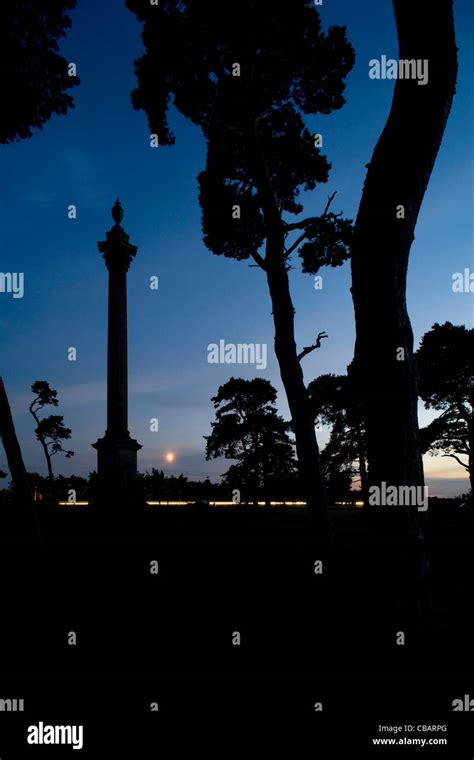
[41, 440, 54, 481]
[29, 404, 54, 481]
[0, 376, 31, 507]
[246, 122, 328, 526]
[350, 0, 458, 504]
[468, 412, 474, 495]
[355, 423, 368, 502]
[266, 235, 328, 525]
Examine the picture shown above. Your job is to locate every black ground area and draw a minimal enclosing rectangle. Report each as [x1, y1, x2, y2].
[0, 503, 473, 756]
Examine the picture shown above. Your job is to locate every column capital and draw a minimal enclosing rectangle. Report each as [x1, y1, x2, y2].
[98, 199, 138, 271]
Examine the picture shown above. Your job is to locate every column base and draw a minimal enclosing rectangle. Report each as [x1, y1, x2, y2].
[93, 431, 141, 480]
[92, 433, 142, 509]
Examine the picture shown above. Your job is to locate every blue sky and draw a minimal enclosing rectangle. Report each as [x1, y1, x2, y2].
[1, 0, 473, 496]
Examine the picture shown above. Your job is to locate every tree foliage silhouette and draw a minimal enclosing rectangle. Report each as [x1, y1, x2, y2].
[349, 0, 458, 501]
[308, 372, 367, 499]
[127, 0, 354, 524]
[140, 469, 225, 502]
[29, 381, 74, 481]
[319, 423, 355, 505]
[0, 0, 79, 144]
[417, 322, 473, 493]
[205, 377, 296, 498]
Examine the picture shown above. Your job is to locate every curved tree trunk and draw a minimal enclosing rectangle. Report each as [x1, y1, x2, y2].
[350, 0, 458, 506]
[29, 404, 54, 481]
[0, 376, 31, 508]
[249, 125, 328, 528]
[265, 241, 328, 525]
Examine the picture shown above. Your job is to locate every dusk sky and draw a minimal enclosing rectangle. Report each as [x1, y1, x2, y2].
[1, 0, 472, 496]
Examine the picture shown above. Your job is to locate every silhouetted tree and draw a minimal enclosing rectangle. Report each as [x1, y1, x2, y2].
[205, 378, 296, 499]
[319, 430, 354, 505]
[29, 381, 74, 481]
[308, 372, 368, 499]
[140, 469, 226, 501]
[141, 469, 189, 501]
[417, 323, 473, 493]
[349, 0, 458, 500]
[0, 1, 78, 144]
[127, 0, 354, 526]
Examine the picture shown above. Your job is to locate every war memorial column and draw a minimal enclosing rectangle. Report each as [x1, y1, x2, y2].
[93, 199, 142, 490]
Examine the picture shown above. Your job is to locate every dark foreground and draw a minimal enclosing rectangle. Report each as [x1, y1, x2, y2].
[0, 502, 473, 756]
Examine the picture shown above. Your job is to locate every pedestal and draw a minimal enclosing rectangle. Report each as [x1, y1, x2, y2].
[93, 432, 141, 484]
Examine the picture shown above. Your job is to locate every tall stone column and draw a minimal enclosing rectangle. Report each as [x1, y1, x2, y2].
[93, 199, 141, 490]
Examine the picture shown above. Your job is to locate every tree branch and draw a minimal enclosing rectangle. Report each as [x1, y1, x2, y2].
[456, 401, 471, 425]
[284, 192, 338, 232]
[249, 249, 267, 270]
[285, 230, 311, 258]
[322, 191, 338, 217]
[284, 192, 338, 257]
[442, 453, 469, 470]
[297, 345, 319, 362]
[285, 216, 319, 233]
[297, 331, 328, 362]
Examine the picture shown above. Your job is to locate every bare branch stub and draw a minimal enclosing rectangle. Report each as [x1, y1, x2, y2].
[297, 331, 328, 362]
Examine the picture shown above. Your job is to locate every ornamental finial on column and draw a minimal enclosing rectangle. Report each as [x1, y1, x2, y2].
[99, 199, 137, 271]
[112, 197, 124, 226]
